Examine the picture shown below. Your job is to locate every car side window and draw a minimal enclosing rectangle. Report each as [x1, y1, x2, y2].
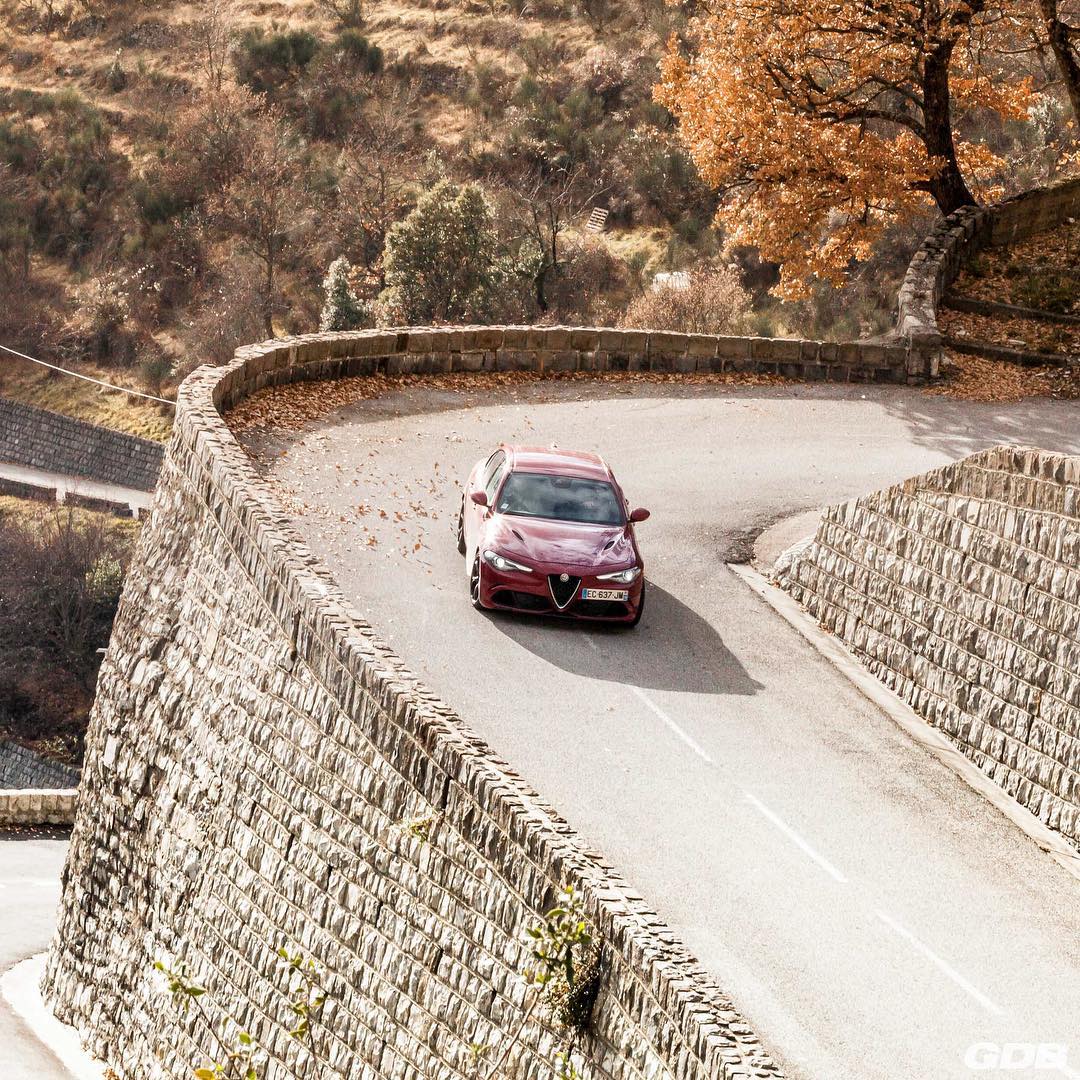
[481, 451, 505, 499]
[480, 451, 504, 493]
[485, 460, 506, 501]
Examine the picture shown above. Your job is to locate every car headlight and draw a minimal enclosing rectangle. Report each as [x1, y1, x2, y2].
[483, 550, 533, 573]
[597, 566, 642, 584]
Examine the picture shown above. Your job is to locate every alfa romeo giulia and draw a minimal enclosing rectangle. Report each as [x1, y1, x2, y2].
[456, 444, 649, 625]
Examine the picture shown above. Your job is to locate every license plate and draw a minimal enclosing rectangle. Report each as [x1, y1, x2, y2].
[581, 588, 629, 601]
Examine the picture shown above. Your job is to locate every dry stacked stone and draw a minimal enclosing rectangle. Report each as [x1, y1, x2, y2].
[780, 446, 1080, 848]
[0, 739, 79, 788]
[0, 398, 163, 493]
[893, 176, 1080, 355]
[42, 330, 785, 1080]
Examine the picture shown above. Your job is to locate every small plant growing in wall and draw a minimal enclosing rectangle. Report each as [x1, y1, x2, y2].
[486, 884, 604, 1078]
[155, 946, 330, 1080]
[279, 946, 330, 1080]
[403, 811, 440, 843]
[155, 959, 261, 1080]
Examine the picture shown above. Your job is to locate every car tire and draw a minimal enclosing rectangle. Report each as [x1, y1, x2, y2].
[630, 582, 645, 627]
[469, 554, 485, 610]
[456, 504, 466, 556]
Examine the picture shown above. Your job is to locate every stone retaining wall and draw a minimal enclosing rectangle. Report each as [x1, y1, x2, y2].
[0, 739, 79, 789]
[43, 330, 783, 1080]
[0, 398, 164, 493]
[778, 446, 1080, 848]
[893, 178, 1080, 354]
[0, 740, 79, 826]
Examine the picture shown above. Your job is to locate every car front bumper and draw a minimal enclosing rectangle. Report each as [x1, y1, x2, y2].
[478, 565, 643, 622]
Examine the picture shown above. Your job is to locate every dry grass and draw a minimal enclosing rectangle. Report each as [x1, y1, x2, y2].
[0, 493, 142, 538]
[0, 358, 174, 441]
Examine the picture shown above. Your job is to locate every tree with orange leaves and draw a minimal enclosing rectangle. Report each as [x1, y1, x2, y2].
[1037, 0, 1080, 121]
[657, 1, 1036, 294]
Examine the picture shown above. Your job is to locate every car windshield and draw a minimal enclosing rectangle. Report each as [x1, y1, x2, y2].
[496, 472, 624, 526]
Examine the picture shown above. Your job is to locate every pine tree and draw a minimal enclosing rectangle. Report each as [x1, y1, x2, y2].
[319, 255, 368, 331]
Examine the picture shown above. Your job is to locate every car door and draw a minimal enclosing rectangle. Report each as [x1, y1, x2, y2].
[465, 450, 505, 553]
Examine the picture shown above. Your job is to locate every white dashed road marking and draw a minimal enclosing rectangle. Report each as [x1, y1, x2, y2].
[874, 908, 1005, 1017]
[584, 633, 715, 764]
[585, 628, 1028, 1028]
[742, 791, 849, 884]
[626, 684, 716, 765]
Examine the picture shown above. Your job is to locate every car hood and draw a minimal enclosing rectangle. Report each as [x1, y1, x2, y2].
[485, 514, 638, 571]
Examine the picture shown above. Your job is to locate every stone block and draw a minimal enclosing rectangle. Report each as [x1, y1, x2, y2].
[751, 337, 802, 363]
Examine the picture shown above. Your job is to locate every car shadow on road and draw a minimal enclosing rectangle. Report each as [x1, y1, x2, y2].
[485, 583, 764, 696]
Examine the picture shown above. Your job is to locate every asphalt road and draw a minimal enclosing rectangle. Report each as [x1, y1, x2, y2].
[248, 381, 1080, 1080]
[0, 833, 70, 1079]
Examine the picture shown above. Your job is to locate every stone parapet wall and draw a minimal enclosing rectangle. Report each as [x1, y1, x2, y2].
[0, 398, 164, 493]
[893, 178, 1080, 352]
[206, 323, 923, 389]
[43, 330, 783, 1080]
[0, 788, 77, 826]
[778, 446, 1080, 848]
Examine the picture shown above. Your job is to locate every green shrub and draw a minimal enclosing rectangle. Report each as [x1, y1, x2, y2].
[133, 174, 191, 226]
[106, 49, 127, 92]
[319, 255, 369, 330]
[334, 29, 383, 73]
[236, 29, 320, 94]
[0, 90, 124, 261]
[379, 179, 508, 323]
[506, 80, 612, 172]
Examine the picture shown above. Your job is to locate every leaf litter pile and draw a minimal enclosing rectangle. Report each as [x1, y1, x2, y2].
[226, 368, 786, 437]
[931, 215, 1080, 400]
[948, 217, 1080, 316]
[931, 349, 1079, 402]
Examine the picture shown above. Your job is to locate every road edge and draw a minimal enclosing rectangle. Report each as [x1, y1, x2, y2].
[1, 955, 108, 1080]
[728, 561, 1080, 885]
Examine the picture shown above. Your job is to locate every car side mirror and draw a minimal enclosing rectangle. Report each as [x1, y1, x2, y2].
[629, 507, 650, 523]
[470, 491, 489, 507]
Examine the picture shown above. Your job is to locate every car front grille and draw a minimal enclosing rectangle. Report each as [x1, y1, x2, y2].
[492, 589, 551, 612]
[548, 574, 581, 610]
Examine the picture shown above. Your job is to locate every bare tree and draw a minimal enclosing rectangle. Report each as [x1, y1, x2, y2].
[0, 508, 130, 693]
[192, 0, 234, 94]
[210, 115, 312, 334]
[1039, 0, 1080, 124]
[17, 0, 67, 33]
[334, 81, 419, 283]
[506, 165, 606, 314]
[316, 0, 364, 27]
[169, 83, 258, 196]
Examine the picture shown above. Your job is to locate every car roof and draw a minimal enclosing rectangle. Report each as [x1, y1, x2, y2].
[503, 445, 613, 483]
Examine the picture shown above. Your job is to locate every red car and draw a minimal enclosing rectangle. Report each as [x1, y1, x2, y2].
[456, 445, 649, 626]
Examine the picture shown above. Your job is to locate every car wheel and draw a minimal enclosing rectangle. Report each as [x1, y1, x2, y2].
[469, 554, 485, 610]
[630, 582, 645, 627]
[456, 504, 467, 556]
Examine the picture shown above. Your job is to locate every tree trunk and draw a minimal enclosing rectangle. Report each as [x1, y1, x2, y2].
[264, 254, 275, 335]
[922, 41, 977, 214]
[1041, 0, 1080, 127]
[534, 263, 549, 313]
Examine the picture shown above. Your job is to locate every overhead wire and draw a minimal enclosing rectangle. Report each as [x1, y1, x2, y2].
[0, 342, 175, 406]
